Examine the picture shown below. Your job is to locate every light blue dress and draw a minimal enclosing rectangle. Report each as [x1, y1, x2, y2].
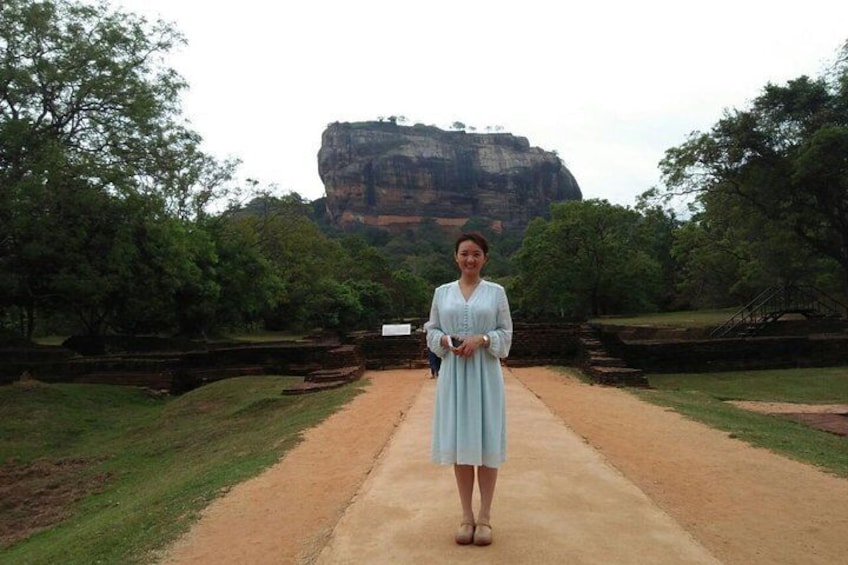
[427, 279, 513, 468]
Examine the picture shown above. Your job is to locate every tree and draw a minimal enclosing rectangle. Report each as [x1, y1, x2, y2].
[0, 0, 190, 191]
[1, 0, 231, 335]
[204, 216, 284, 331]
[635, 191, 681, 309]
[341, 279, 390, 329]
[303, 278, 362, 331]
[339, 234, 393, 286]
[387, 269, 430, 320]
[670, 220, 731, 308]
[659, 42, 848, 292]
[668, 189, 837, 309]
[136, 127, 242, 221]
[109, 212, 199, 335]
[512, 217, 577, 318]
[514, 200, 663, 318]
[242, 194, 347, 331]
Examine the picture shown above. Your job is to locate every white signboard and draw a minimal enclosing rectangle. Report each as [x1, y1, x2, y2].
[382, 323, 412, 336]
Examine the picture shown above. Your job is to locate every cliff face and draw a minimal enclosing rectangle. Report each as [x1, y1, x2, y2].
[317, 122, 582, 231]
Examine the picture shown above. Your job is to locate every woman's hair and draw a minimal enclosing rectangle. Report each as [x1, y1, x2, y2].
[455, 231, 489, 255]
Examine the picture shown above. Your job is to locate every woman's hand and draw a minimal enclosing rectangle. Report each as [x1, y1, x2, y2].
[450, 334, 487, 357]
[443, 335, 468, 356]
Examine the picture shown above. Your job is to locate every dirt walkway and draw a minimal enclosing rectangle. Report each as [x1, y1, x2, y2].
[313, 370, 716, 564]
[513, 367, 848, 564]
[159, 370, 425, 565]
[159, 367, 848, 564]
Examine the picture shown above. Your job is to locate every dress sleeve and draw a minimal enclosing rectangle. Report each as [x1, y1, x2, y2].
[426, 288, 450, 358]
[485, 286, 512, 359]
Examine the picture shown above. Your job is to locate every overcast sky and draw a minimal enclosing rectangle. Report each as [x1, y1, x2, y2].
[114, 0, 848, 208]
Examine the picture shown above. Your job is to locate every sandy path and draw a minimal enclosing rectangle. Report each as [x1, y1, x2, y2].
[313, 370, 717, 564]
[159, 366, 848, 564]
[159, 370, 425, 565]
[512, 367, 848, 565]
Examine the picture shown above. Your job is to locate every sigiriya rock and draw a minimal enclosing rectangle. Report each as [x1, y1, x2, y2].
[317, 121, 582, 232]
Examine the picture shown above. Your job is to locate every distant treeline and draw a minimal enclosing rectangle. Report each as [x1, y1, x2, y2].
[2, 0, 847, 339]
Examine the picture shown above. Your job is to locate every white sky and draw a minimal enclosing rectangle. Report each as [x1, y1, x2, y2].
[114, 0, 848, 207]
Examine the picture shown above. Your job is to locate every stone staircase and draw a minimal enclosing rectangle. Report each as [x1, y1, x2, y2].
[282, 365, 365, 395]
[578, 325, 648, 387]
[282, 344, 366, 395]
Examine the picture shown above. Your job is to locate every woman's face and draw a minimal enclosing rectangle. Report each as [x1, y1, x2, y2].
[455, 239, 487, 278]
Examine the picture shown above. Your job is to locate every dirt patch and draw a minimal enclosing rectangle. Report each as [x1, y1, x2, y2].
[728, 401, 848, 436]
[781, 412, 848, 436]
[0, 457, 111, 548]
[728, 401, 848, 414]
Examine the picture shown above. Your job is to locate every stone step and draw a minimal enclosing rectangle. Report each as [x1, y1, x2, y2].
[307, 365, 364, 383]
[282, 380, 350, 395]
[587, 366, 648, 388]
[287, 362, 324, 375]
[366, 359, 429, 370]
[187, 366, 265, 379]
[586, 355, 628, 367]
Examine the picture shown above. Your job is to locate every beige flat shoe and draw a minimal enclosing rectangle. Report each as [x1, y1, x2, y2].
[455, 522, 475, 545]
[473, 522, 492, 546]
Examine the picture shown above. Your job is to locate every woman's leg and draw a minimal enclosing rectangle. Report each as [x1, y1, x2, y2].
[453, 464, 477, 544]
[472, 465, 498, 545]
[476, 465, 498, 524]
[454, 464, 476, 523]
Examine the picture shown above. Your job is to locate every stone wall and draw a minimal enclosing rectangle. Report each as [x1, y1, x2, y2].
[5, 321, 846, 392]
[353, 322, 582, 370]
[508, 322, 581, 366]
[598, 331, 848, 373]
[0, 340, 362, 392]
[353, 333, 428, 370]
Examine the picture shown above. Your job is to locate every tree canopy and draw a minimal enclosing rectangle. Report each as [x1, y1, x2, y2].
[3, 2, 846, 339]
[513, 199, 669, 318]
[0, 0, 247, 337]
[659, 42, 848, 295]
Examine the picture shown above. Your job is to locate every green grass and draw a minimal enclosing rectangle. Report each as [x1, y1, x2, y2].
[645, 367, 848, 403]
[30, 335, 68, 346]
[31, 330, 310, 347]
[226, 330, 308, 343]
[0, 376, 363, 564]
[632, 367, 848, 477]
[589, 308, 738, 327]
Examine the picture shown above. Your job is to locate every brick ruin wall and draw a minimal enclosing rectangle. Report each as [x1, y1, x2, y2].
[4, 320, 848, 391]
[597, 330, 848, 373]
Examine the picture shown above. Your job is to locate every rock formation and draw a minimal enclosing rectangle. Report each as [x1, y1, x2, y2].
[317, 121, 582, 232]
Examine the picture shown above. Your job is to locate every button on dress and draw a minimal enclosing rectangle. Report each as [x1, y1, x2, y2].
[426, 279, 513, 468]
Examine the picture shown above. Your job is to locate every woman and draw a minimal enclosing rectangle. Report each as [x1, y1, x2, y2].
[426, 232, 513, 546]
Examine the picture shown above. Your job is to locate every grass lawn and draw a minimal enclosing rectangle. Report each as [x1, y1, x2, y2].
[32, 331, 311, 347]
[30, 335, 68, 346]
[0, 376, 363, 564]
[632, 367, 848, 477]
[589, 308, 738, 328]
[227, 330, 309, 343]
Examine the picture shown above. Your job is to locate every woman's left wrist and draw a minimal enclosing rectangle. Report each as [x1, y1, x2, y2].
[480, 334, 490, 348]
